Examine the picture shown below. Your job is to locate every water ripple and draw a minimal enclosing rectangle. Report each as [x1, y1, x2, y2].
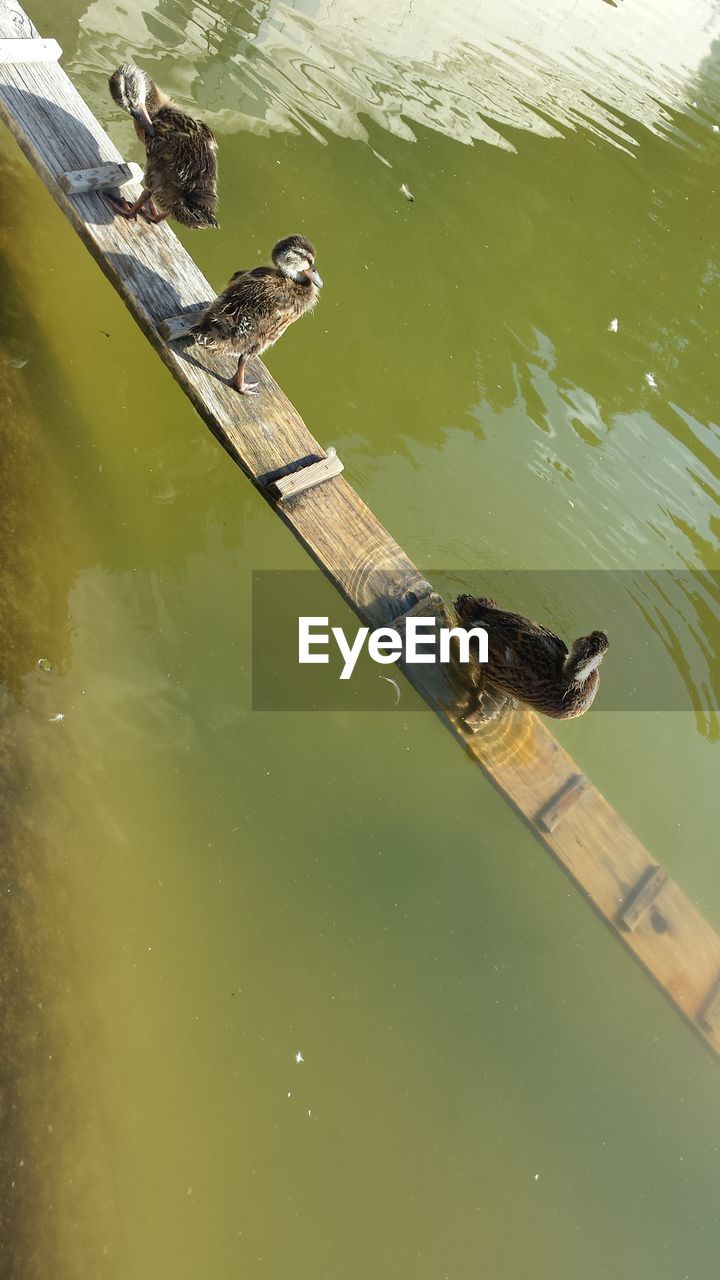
[71, 0, 720, 157]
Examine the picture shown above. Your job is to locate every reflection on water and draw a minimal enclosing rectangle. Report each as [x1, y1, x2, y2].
[71, 0, 720, 153]
[630, 569, 720, 739]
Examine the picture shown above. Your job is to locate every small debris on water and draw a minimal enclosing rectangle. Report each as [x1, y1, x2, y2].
[48, 713, 65, 722]
[608, 317, 619, 332]
[645, 372, 658, 389]
[295, 1050, 304, 1064]
[380, 675, 401, 705]
[37, 657, 53, 673]
[400, 183, 415, 202]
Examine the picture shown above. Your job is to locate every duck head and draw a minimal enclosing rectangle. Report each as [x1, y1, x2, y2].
[272, 235, 323, 288]
[109, 63, 161, 138]
[563, 631, 609, 684]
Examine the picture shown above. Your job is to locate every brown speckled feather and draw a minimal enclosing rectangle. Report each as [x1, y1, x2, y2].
[454, 594, 604, 719]
[193, 267, 318, 356]
[142, 106, 218, 227]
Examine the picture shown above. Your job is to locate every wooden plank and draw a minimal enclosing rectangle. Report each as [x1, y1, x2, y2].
[536, 774, 589, 833]
[2, 0, 720, 1063]
[271, 449, 344, 500]
[60, 161, 144, 194]
[0, 36, 60, 62]
[618, 866, 670, 932]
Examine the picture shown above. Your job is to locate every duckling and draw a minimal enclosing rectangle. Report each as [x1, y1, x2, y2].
[192, 236, 323, 394]
[108, 63, 218, 228]
[453, 594, 608, 720]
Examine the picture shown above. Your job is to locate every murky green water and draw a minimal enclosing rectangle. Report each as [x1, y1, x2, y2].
[3, 0, 720, 1275]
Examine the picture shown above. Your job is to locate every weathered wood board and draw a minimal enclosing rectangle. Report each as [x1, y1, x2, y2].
[0, 35, 60, 62]
[2, 0, 720, 1060]
[59, 159, 144, 193]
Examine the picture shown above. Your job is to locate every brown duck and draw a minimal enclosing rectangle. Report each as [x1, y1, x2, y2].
[192, 236, 323, 394]
[453, 594, 608, 719]
[108, 63, 218, 227]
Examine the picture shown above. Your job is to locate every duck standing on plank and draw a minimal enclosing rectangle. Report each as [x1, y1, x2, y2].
[453, 594, 608, 719]
[192, 236, 323, 395]
[108, 63, 218, 228]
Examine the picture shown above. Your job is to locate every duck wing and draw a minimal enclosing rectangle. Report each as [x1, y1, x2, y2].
[193, 268, 283, 346]
[147, 108, 217, 181]
[145, 108, 218, 224]
[453, 593, 567, 694]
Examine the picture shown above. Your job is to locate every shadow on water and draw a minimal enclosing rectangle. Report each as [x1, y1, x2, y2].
[3, 90, 118, 225]
[0, 161, 79, 1275]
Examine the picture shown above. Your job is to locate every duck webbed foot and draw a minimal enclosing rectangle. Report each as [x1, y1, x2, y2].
[107, 189, 152, 221]
[139, 198, 168, 225]
[231, 355, 259, 396]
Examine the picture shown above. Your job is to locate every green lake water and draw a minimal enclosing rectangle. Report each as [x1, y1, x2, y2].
[2, 0, 720, 1275]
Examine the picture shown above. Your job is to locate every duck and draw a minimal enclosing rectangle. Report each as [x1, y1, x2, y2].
[192, 236, 323, 394]
[453, 594, 608, 719]
[108, 63, 218, 228]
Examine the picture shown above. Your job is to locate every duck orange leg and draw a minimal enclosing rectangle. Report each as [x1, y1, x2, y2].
[231, 354, 259, 396]
[107, 188, 152, 220]
[108, 190, 168, 224]
[140, 198, 168, 225]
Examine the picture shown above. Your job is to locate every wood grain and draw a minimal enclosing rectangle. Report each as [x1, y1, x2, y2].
[2, 0, 720, 1061]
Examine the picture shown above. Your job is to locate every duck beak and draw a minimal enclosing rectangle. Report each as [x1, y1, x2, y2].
[131, 104, 155, 138]
[306, 267, 323, 288]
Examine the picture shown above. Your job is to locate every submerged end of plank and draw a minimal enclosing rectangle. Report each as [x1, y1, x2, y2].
[60, 161, 144, 195]
[698, 975, 720, 1033]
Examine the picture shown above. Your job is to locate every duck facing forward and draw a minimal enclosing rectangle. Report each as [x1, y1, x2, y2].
[108, 63, 218, 228]
[192, 236, 323, 394]
[453, 594, 608, 720]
